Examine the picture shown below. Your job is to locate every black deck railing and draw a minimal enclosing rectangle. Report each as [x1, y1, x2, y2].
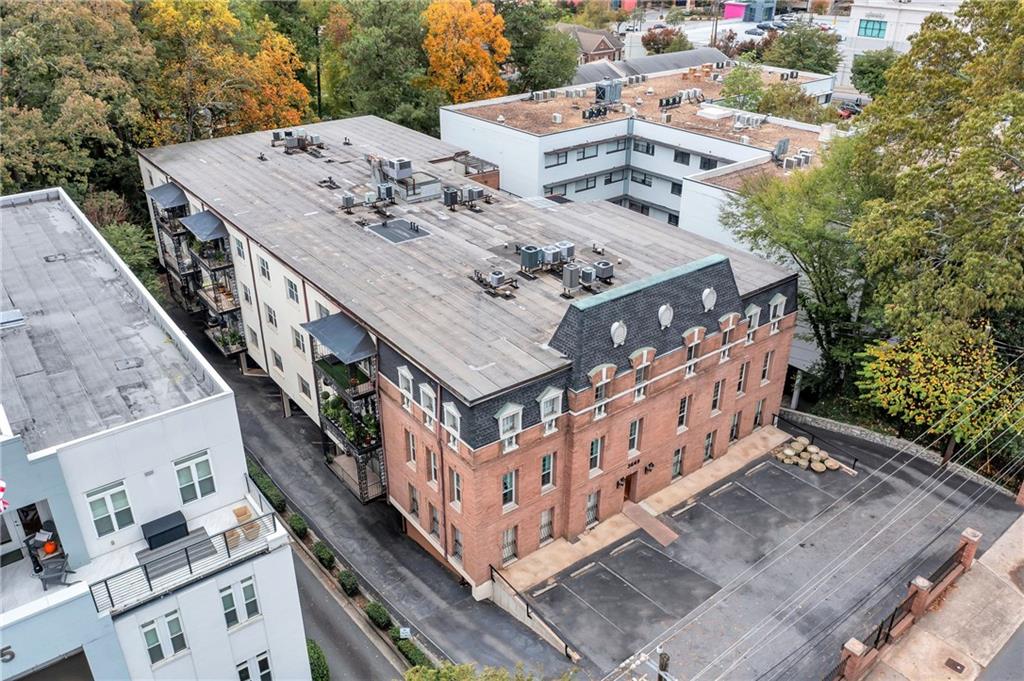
[821, 656, 847, 681]
[929, 544, 966, 586]
[89, 513, 276, 613]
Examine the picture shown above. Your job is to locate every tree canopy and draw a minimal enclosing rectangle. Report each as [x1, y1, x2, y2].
[641, 28, 693, 55]
[851, 48, 898, 98]
[762, 24, 841, 74]
[519, 30, 579, 92]
[423, 0, 510, 104]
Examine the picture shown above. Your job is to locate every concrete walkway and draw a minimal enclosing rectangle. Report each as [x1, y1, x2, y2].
[867, 514, 1024, 681]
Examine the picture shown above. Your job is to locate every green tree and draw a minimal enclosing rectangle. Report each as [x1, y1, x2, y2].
[572, 0, 621, 29]
[495, 0, 559, 81]
[851, 0, 1024, 353]
[307, 639, 329, 681]
[757, 82, 839, 124]
[762, 23, 840, 74]
[406, 662, 574, 680]
[720, 61, 765, 111]
[99, 222, 164, 301]
[665, 7, 689, 25]
[641, 28, 691, 54]
[519, 30, 579, 92]
[850, 48, 898, 98]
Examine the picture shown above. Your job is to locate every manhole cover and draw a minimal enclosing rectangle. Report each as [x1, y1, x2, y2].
[944, 658, 965, 673]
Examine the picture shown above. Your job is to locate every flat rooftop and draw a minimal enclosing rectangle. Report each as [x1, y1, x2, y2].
[139, 117, 793, 403]
[0, 190, 220, 452]
[450, 65, 828, 152]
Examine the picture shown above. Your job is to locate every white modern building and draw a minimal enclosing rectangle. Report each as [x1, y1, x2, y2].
[440, 63, 835, 245]
[0, 188, 308, 681]
[838, 0, 963, 87]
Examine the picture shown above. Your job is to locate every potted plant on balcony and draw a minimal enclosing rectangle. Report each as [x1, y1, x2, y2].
[362, 411, 378, 441]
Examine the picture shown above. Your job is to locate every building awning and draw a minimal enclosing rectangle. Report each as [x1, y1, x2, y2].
[178, 211, 228, 242]
[301, 313, 375, 364]
[145, 182, 188, 209]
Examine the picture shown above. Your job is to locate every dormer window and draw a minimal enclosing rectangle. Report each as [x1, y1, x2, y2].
[537, 387, 562, 436]
[496, 403, 523, 453]
[418, 384, 436, 429]
[397, 367, 413, 410]
[634, 364, 649, 399]
[443, 402, 461, 449]
[769, 294, 786, 334]
[745, 305, 761, 344]
[594, 381, 609, 418]
[720, 328, 733, 361]
[686, 341, 701, 377]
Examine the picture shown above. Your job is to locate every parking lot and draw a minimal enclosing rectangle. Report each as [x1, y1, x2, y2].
[525, 426, 1022, 679]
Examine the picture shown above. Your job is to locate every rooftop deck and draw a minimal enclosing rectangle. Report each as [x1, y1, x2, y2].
[0, 189, 221, 452]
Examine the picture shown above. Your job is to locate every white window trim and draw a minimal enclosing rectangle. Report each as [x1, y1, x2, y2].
[540, 453, 556, 492]
[589, 437, 603, 475]
[142, 610, 188, 667]
[428, 450, 438, 487]
[419, 384, 436, 428]
[628, 418, 643, 455]
[745, 304, 761, 344]
[501, 470, 518, 511]
[536, 387, 562, 435]
[258, 256, 270, 280]
[397, 366, 414, 410]
[87, 480, 134, 537]
[285, 277, 299, 303]
[769, 293, 787, 333]
[449, 468, 462, 511]
[236, 652, 272, 681]
[175, 450, 216, 505]
[297, 374, 312, 400]
[495, 402, 523, 453]
[291, 327, 305, 353]
[443, 402, 461, 449]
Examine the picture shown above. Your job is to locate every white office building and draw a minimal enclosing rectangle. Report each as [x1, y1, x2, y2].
[0, 188, 308, 680]
[440, 63, 835, 247]
[838, 0, 963, 88]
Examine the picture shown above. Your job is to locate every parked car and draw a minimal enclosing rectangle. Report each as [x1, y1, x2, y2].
[756, 22, 776, 30]
[837, 101, 863, 119]
[779, 13, 800, 23]
[652, 22, 668, 30]
[745, 27, 766, 36]
[771, 21, 787, 30]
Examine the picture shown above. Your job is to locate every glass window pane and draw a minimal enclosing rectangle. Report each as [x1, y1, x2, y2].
[89, 498, 109, 520]
[110, 490, 130, 510]
[176, 467, 193, 487]
[238, 665, 252, 681]
[114, 507, 134, 529]
[94, 514, 115, 537]
[180, 482, 198, 504]
[198, 476, 216, 496]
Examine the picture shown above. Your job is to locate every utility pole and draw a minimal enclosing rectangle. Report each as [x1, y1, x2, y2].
[710, 1, 721, 47]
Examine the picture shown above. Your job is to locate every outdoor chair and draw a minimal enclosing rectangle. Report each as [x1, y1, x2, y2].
[37, 555, 75, 591]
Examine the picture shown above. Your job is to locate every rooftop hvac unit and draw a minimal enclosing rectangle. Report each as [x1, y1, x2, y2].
[488, 270, 505, 287]
[385, 157, 413, 180]
[272, 131, 283, 142]
[783, 158, 795, 170]
[364, 191, 377, 204]
[377, 183, 394, 201]
[284, 136, 301, 149]
[781, 73, 789, 81]
[594, 260, 614, 280]
[580, 266, 596, 286]
[556, 240, 575, 260]
[283, 130, 294, 138]
[464, 186, 485, 202]
[661, 112, 672, 124]
[640, 74, 648, 82]
[646, 87, 655, 96]
[552, 112, 563, 124]
[578, 88, 587, 98]
[341, 193, 356, 209]
[790, 71, 799, 79]
[309, 134, 322, 145]
[443, 187, 460, 207]
[562, 263, 581, 291]
[541, 244, 562, 264]
[596, 79, 622, 104]
[716, 62, 725, 69]
[520, 245, 543, 270]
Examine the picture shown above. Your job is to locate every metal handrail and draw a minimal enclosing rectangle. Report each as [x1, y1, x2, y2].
[490, 564, 532, 618]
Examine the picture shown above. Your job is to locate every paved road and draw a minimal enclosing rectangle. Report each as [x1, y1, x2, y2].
[166, 305, 576, 677]
[293, 551, 402, 681]
[979, 621, 1024, 681]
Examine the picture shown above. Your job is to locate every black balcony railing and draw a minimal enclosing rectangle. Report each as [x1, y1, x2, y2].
[320, 410, 380, 456]
[89, 513, 276, 614]
[314, 358, 374, 401]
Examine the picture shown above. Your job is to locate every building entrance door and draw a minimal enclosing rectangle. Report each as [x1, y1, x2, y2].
[623, 472, 638, 502]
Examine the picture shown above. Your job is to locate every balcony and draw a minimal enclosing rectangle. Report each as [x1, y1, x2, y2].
[155, 213, 187, 237]
[197, 284, 240, 314]
[189, 241, 233, 272]
[314, 357, 374, 402]
[320, 399, 380, 456]
[205, 325, 245, 356]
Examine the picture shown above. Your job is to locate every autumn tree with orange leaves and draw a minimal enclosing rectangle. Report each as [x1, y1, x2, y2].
[423, 0, 510, 104]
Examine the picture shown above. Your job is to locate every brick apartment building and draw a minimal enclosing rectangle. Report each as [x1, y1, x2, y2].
[138, 117, 796, 597]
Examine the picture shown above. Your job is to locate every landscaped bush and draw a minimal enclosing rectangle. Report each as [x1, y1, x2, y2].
[312, 541, 335, 570]
[307, 639, 329, 681]
[364, 601, 391, 629]
[246, 459, 286, 512]
[388, 627, 433, 668]
[288, 513, 308, 539]
[338, 570, 359, 596]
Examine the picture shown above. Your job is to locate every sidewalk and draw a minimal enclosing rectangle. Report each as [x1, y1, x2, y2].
[866, 514, 1024, 681]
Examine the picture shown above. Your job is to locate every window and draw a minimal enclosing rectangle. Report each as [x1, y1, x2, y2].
[315, 301, 330, 319]
[234, 237, 245, 259]
[545, 151, 568, 167]
[443, 403, 461, 449]
[589, 437, 603, 472]
[677, 395, 690, 430]
[627, 201, 651, 216]
[428, 450, 438, 484]
[720, 328, 733, 361]
[746, 307, 760, 344]
[419, 384, 436, 428]
[699, 156, 718, 171]
[686, 341, 701, 377]
[674, 150, 691, 165]
[221, 579, 260, 627]
[704, 431, 716, 461]
[242, 284, 252, 304]
[298, 375, 311, 399]
[398, 367, 413, 410]
[141, 610, 187, 665]
[585, 491, 600, 527]
[236, 653, 272, 681]
[604, 169, 626, 184]
[264, 304, 277, 328]
[633, 140, 654, 155]
[634, 364, 649, 399]
[540, 453, 555, 489]
[285, 277, 299, 303]
[630, 170, 653, 186]
[540, 508, 554, 543]
[501, 470, 518, 508]
[575, 176, 597, 192]
[548, 184, 567, 197]
[497, 404, 523, 452]
[247, 326, 259, 347]
[87, 481, 134, 537]
[451, 525, 463, 560]
[291, 327, 305, 353]
[858, 19, 886, 38]
[175, 451, 215, 504]
[711, 380, 724, 413]
[449, 468, 462, 506]
[408, 484, 419, 517]
[241, 577, 259, 618]
[671, 182, 682, 196]
[730, 412, 742, 442]
[607, 139, 627, 153]
[405, 430, 416, 464]
[221, 586, 240, 628]
[539, 389, 561, 434]
[501, 525, 518, 564]
[672, 447, 684, 479]
[770, 297, 785, 333]
[271, 349, 283, 372]
[668, 213, 679, 227]
[258, 256, 270, 280]
[577, 144, 598, 160]
[628, 417, 643, 453]
[738, 362, 749, 395]
[761, 351, 774, 383]
[754, 399, 765, 428]
[594, 381, 609, 418]
[429, 504, 439, 538]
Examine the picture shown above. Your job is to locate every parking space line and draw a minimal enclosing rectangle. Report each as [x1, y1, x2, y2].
[767, 459, 840, 500]
[671, 502, 697, 517]
[560, 582, 631, 637]
[736, 481, 795, 518]
[709, 481, 734, 497]
[609, 538, 638, 557]
[531, 583, 558, 598]
[599, 561, 675, 619]
[570, 562, 597, 579]
[745, 461, 771, 476]
[634, 539, 720, 586]
[699, 502, 757, 539]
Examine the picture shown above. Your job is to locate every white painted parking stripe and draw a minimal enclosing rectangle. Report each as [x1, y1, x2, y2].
[560, 582, 630, 636]
[699, 502, 756, 539]
[767, 459, 840, 500]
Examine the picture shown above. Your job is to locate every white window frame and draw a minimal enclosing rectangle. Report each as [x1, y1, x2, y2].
[451, 525, 463, 560]
[285, 277, 299, 303]
[271, 349, 283, 372]
[496, 403, 523, 453]
[501, 470, 518, 509]
[628, 418, 643, 454]
[634, 363, 650, 400]
[677, 395, 690, 431]
[745, 305, 761, 344]
[428, 449, 438, 485]
[175, 450, 216, 505]
[594, 381, 609, 418]
[247, 326, 259, 347]
[242, 283, 252, 304]
[589, 437, 603, 473]
[711, 380, 723, 414]
[397, 367, 414, 410]
[672, 447, 684, 479]
[738, 362, 749, 395]
[298, 374, 311, 399]
[429, 503, 440, 538]
[221, 585, 240, 628]
[769, 294, 786, 333]
[236, 652, 272, 681]
[685, 341, 700, 377]
[537, 387, 562, 435]
[443, 402, 461, 449]
[408, 484, 419, 517]
[754, 399, 765, 428]
[761, 350, 774, 384]
[419, 384, 436, 428]
[586, 491, 600, 527]
[263, 304, 277, 329]
[141, 610, 187, 665]
[730, 412, 741, 442]
[87, 481, 134, 537]
[449, 468, 462, 508]
[704, 431, 716, 461]
[720, 328, 733, 361]
[234, 236, 245, 259]
[258, 256, 270, 280]
[315, 301, 330, 319]
[220, 578, 260, 629]
[291, 327, 305, 353]
[540, 507, 555, 544]
[405, 430, 416, 465]
[540, 453, 555, 490]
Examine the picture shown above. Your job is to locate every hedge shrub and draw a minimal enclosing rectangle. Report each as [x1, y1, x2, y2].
[338, 570, 359, 596]
[307, 639, 329, 681]
[364, 601, 391, 630]
[246, 459, 286, 512]
[389, 627, 434, 669]
[287, 514, 308, 539]
[312, 541, 335, 570]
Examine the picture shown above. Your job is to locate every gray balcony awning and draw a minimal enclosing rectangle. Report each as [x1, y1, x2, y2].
[178, 211, 228, 242]
[145, 182, 188, 209]
[302, 313, 375, 364]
